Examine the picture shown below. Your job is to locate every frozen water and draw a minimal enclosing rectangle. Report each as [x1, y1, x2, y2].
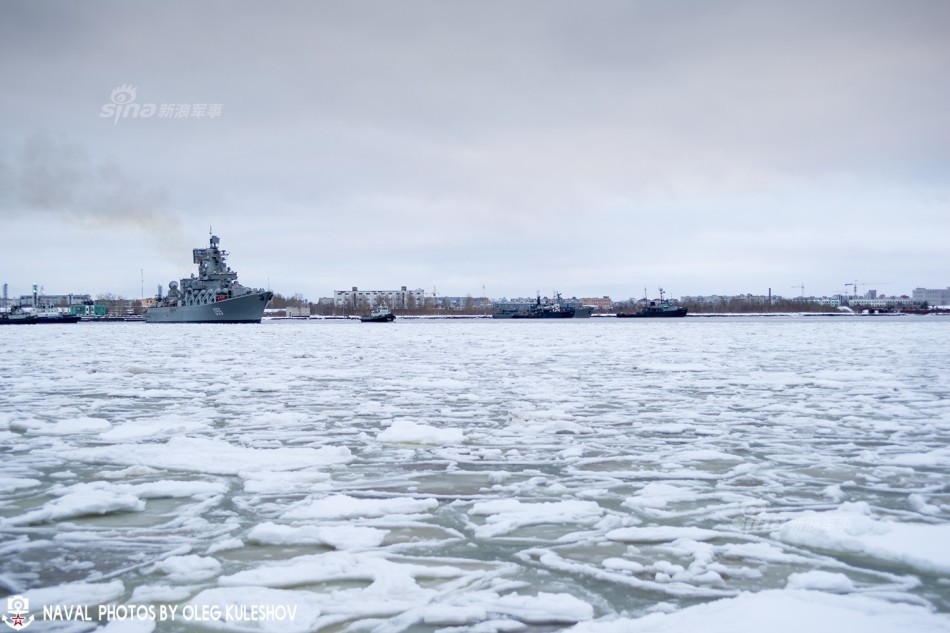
[567, 589, 950, 632]
[1, 317, 949, 631]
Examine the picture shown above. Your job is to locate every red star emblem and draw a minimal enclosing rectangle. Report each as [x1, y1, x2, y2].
[10, 613, 24, 627]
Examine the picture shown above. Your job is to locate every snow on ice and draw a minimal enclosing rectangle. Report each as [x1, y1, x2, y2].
[1, 318, 949, 631]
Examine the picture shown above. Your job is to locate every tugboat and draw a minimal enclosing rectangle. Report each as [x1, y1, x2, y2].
[146, 234, 273, 323]
[617, 288, 688, 318]
[1, 285, 82, 325]
[0, 306, 81, 324]
[0, 305, 39, 325]
[360, 306, 396, 322]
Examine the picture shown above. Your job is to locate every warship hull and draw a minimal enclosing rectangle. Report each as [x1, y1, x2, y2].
[494, 307, 585, 319]
[510, 310, 575, 319]
[145, 291, 273, 323]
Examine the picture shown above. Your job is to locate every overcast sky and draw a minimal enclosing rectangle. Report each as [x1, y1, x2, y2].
[1, 1, 948, 301]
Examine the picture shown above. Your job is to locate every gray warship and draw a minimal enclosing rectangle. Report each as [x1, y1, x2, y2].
[145, 234, 273, 323]
[492, 292, 576, 319]
[616, 288, 687, 318]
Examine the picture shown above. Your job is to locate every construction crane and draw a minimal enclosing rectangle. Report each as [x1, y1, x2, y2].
[792, 283, 805, 299]
[844, 281, 889, 299]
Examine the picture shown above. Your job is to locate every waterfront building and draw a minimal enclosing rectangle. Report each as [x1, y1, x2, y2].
[580, 297, 613, 310]
[16, 293, 93, 307]
[334, 286, 426, 310]
[912, 287, 950, 306]
[680, 294, 781, 305]
[680, 295, 729, 306]
[849, 297, 918, 309]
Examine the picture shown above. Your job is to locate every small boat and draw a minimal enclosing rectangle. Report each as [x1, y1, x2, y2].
[616, 301, 687, 318]
[0, 307, 37, 325]
[617, 288, 687, 318]
[0, 305, 81, 325]
[360, 306, 396, 322]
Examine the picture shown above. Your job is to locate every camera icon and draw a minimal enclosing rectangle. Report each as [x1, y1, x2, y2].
[2, 594, 34, 629]
[6, 596, 28, 614]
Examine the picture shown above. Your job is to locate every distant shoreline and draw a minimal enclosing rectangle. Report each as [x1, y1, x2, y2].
[260, 311, 949, 322]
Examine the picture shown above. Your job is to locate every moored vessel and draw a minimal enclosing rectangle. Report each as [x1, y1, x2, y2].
[494, 292, 575, 319]
[0, 306, 38, 325]
[617, 288, 688, 318]
[146, 234, 273, 323]
[360, 306, 396, 322]
[0, 304, 81, 325]
[616, 301, 687, 318]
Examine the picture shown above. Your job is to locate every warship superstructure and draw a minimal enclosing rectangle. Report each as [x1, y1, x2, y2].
[146, 234, 273, 323]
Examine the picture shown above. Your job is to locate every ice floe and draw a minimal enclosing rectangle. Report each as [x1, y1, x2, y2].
[24, 579, 125, 610]
[469, 499, 604, 538]
[3, 489, 145, 526]
[247, 522, 388, 550]
[63, 437, 353, 475]
[568, 589, 950, 632]
[282, 494, 439, 520]
[785, 570, 855, 592]
[774, 505, 950, 575]
[606, 526, 722, 543]
[147, 554, 222, 582]
[377, 419, 466, 445]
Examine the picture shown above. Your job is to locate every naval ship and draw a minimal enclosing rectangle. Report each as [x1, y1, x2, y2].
[146, 234, 273, 323]
[616, 300, 688, 318]
[493, 292, 576, 319]
[616, 288, 687, 318]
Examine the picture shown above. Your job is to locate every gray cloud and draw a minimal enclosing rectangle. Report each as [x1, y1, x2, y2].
[0, 0, 948, 299]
